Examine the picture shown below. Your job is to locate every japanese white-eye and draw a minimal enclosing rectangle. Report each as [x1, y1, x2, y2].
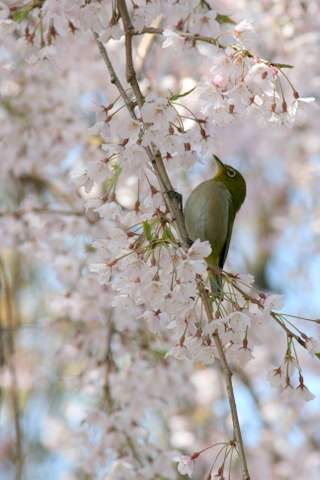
[184, 155, 246, 293]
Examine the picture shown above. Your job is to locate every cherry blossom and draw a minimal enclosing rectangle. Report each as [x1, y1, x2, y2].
[191, 10, 220, 38]
[165, 345, 193, 361]
[89, 263, 112, 285]
[304, 336, 320, 356]
[232, 19, 259, 49]
[163, 29, 185, 54]
[174, 454, 195, 477]
[0, 19, 19, 40]
[141, 94, 177, 131]
[296, 380, 316, 402]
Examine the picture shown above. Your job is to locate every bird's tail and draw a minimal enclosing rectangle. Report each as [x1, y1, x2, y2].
[209, 271, 223, 296]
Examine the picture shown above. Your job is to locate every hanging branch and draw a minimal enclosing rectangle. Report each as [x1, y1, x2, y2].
[200, 285, 251, 480]
[92, 2, 252, 478]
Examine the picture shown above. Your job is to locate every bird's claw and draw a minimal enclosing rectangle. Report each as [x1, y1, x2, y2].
[184, 237, 194, 247]
[164, 189, 183, 212]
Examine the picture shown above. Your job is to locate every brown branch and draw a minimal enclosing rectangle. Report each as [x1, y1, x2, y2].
[116, 0, 190, 243]
[139, 26, 225, 48]
[93, 31, 186, 238]
[200, 284, 251, 480]
[96, 4, 251, 478]
[92, 31, 136, 119]
[103, 312, 116, 412]
[117, 0, 145, 109]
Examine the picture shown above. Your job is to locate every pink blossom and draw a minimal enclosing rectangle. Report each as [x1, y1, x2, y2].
[280, 381, 300, 402]
[86, 160, 110, 183]
[176, 258, 207, 282]
[142, 279, 170, 306]
[99, 23, 123, 42]
[80, 2, 109, 33]
[212, 73, 229, 89]
[94, 201, 122, 220]
[237, 343, 254, 366]
[163, 29, 184, 54]
[191, 10, 220, 38]
[88, 263, 112, 285]
[266, 367, 285, 388]
[197, 81, 224, 114]
[0, 19, 19, 40]
[140, 309, 171, 334]
[187, 239, 212, 260]
[209, 54, 233, 78]
[281, 353, 300, 378]
[263, 294, 285, 313]
[304, 336, 320, 356]
[116, 118, 141, 140]
[174, 454, 195, 477]
[233, 19, 259, 49]
[0, 2, 10, 19]
[121, 144, 150, 174]
[226, 311, 251, 333]
[165, 345, 193, 361]
[141, 95, 176, 130]
[290, 96, 319, 116]
[194, 345, 217, 365]
[296, 382, 316, 402]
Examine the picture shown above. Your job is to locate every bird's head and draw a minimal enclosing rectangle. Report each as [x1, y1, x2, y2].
[213, 155, 247, 212]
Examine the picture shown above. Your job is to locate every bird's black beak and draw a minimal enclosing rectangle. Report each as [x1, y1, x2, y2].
[213, 155, 225, 171]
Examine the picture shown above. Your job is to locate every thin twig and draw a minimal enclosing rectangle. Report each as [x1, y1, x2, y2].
[96, 3, 251, 478]
[117, 0, 145, 109]
[103, 312, 116, 412]
[139, 26, 225, 48]
[92, 31, 137, 119]
[200, 285, 251, 480]
[92, 29, 181, 223]
[116, 0, 189, 242]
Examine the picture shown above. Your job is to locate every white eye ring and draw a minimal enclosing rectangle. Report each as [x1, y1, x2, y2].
[227, 168, 236, 178]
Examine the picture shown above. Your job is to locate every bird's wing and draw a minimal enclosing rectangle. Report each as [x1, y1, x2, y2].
[184, 180, 231, 267]
[219, 203, 236, 269]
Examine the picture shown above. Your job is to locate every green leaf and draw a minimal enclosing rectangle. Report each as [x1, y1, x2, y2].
[315, 352, 320, 360]
[271, 62, 294, 69]
[143, 221, 152, 241]
[162, 227, 175, 242]
[85, 244, 96, 252]
[13, 8, 32, 23]
[170, 86, 196, 101]
[216, 14, 237, 25]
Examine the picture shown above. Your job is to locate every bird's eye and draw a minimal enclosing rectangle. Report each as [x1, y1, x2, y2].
[227, 168, 236, 178]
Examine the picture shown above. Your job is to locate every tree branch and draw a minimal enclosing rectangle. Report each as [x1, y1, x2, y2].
[138, 26, 225, 49]
[200, 284, 251, 480]
[117, 0, 145, 109]
[96, 3, 251, 478]
[92, 31, 136, 119]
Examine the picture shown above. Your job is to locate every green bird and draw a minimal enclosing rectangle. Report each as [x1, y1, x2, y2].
[184, 155, 247, 294]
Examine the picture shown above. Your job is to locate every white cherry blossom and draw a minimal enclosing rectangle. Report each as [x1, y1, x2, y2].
[233, 19, 259, 49]
[163, 29, 185, 54]
[174, 454, 195, 477]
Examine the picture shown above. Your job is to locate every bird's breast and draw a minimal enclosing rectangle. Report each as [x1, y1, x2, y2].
[184, 180, 231, 264]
